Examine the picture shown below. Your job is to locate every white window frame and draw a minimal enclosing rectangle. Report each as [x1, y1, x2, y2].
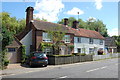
[77, 37, 81, 43]
[42, 32, 52, 42]
[100, 40, 103, 45]
[64, 35, 70, 43]
[89, 38, 93, 44]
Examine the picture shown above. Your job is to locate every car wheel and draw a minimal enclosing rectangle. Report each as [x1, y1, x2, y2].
[44, 65, 47, 67]
[29, 61, 33, 67]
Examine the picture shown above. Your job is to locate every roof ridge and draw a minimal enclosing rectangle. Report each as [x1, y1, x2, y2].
[33, 19, 65, 27]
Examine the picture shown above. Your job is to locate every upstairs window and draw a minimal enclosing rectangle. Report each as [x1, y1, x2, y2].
[64, 35, 70, 43]
[89, 38, 93, 44]
[42, 32, 51, 42]
[100, 40, 103, 45]
[77, 37, 81, 43]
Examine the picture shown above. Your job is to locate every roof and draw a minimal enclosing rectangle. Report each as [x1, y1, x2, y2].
[32, 20, 104, 39]
[6, 37, 22, 48]
[105, 37, 117, 47]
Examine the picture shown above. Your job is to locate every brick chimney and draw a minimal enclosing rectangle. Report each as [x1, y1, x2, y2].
[26, 6, 34, 26]
[72, 20, 79, 29]
[64, 18, 68, 27]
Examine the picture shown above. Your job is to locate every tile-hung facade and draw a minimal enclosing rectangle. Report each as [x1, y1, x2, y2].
[6, 7, 105, 63]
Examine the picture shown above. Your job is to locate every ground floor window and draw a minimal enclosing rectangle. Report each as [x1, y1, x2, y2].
[77, 48, 81, 53]
[8, 48, 16, 52]
[43, 47, 53, 55]
[89, 48, 94, 54]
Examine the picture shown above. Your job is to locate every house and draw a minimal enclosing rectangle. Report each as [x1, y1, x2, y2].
[6, 6, 105, 63]
[105, 37, 117, 53]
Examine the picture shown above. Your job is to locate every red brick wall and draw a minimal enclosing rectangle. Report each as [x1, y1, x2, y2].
[36, 30, 43, 51]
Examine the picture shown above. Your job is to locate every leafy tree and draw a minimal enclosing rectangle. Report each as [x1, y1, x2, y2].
[47, 26, 66, 54]
[112, 35, 120, 52]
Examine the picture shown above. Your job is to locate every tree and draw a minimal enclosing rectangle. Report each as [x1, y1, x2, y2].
[47, 26, 66, 54]
[112, 35, 120, 52]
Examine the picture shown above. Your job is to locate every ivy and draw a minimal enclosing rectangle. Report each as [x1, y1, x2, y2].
[40, 42, 53, 51]
[21, 45, 26, 64]
[68, 45, 74, 49]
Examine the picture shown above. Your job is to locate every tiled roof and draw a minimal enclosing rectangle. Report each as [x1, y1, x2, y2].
[32, 20, 104, 39]
[6, 36, 22, 48]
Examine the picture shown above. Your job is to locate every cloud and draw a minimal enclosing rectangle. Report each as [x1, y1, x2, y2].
[108, 28, 118, 36]
[87, 17, 97, 22]
[34, 0, 64, 22]
[95, 0, 103, 10]
[66, 7, 84, 15]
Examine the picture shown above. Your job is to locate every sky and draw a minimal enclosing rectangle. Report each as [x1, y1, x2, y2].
[1, 0, 119, 36]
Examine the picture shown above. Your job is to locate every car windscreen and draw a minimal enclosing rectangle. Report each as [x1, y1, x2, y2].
[34, 53, 46, 57]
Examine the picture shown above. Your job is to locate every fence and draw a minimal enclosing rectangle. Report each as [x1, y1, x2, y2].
[48, 55, 93, 65]
[93, 53, 120, 61]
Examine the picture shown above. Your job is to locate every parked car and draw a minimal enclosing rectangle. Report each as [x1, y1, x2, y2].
[26, 52, 48, 67]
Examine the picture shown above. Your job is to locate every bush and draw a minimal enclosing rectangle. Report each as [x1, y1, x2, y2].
[80, 53, 86, 56]
[21, 45, 26, 64]
[47, 54, 73, 57]
[0, 50, 9, 70]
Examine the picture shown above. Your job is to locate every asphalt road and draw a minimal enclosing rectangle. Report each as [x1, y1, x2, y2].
[2, 58, 120, 80]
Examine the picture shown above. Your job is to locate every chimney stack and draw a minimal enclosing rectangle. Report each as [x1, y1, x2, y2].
[26, 6, 34, 26]
[72, 20, 79, 29]
[64, 18, 68, 27]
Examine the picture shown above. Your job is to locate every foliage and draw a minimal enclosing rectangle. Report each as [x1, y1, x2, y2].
[0, 50, 9, 70]
[1, 12, 26, 50]
[68, 45, 74, 49]
[21, 45, 26, 64]
[112, 35, 120, 52]
[47, 26, 66, 54]
[40, 42, 53, 51]
[57, 17, 109, 37]
[2, 26, 14, 50]
[47, 54, 73, 57]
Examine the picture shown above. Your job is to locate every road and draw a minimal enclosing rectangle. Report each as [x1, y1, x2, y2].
[2, 58, 119, 80]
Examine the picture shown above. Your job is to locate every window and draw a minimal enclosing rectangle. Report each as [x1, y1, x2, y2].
[8, 48, 16, 52]
[77, 48, 81, 53]
[43, 47, 53, 55]
[64, 35, 70, 43]
[42, 32, 51, 42]
[100, 40, 103, 45]
[77, 37, 81, 43]
[89, 38, 93, 44]
[89, 48, 94, 54]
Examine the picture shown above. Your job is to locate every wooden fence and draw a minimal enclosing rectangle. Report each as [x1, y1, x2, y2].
[48, 55, 93, 65]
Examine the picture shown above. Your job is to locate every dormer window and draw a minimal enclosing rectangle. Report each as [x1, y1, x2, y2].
[89, 38, 93, 44]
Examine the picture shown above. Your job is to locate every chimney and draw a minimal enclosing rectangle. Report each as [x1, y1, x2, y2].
[26, 6, 34, 26]
[64, 18, 68, 27]
[72, 20, 79, 29]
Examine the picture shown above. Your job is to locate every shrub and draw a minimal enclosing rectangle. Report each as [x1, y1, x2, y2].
[21, 45, 26, 64]
[0, 50, 9, 70]
[80, 53, 86, 56]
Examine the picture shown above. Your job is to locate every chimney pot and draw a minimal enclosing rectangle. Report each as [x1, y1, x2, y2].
[64, 18, 68, 26]
[72, 20, 79, 29]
